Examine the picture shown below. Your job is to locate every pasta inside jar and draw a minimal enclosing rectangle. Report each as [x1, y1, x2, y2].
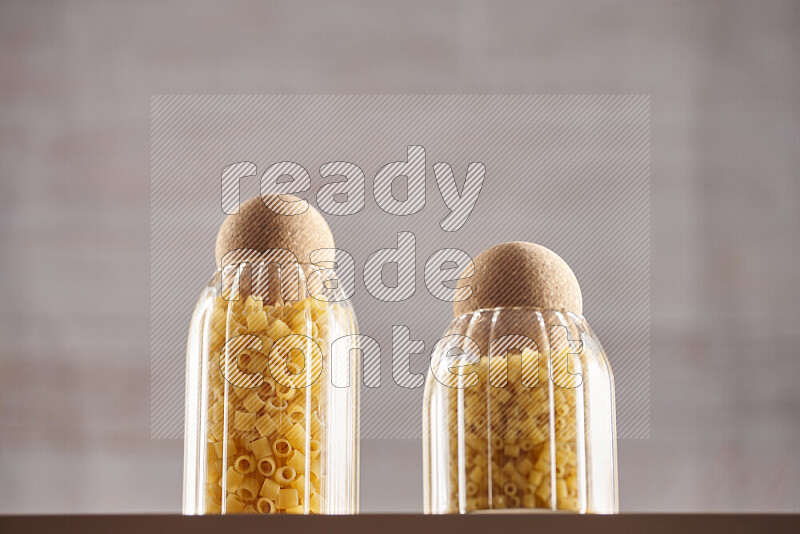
[424, 307, 617, 514]
[185, 284, 359, 514]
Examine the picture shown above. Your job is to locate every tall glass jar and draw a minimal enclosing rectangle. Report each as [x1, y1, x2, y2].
[423, 306, 617, 514]
[184, 261, 359, 514]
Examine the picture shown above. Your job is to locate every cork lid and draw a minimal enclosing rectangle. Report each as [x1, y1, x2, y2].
[454, 241, 583, 317]
[215, 195, 335, 267]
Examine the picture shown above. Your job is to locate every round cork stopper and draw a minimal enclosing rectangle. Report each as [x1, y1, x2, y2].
[215, 195, 335, 267]
[454, 241, 583, 317]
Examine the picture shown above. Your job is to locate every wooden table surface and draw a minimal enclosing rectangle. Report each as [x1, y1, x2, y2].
[1, 514, 798, 534]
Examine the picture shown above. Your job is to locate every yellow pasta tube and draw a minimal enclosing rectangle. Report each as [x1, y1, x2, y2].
[309, 491, 321, 514]
[566, 473, 578, 493]
[275, 384, 298, 401]
[236, 351, 254, 374]
[285, 423, 306, 453]
[285, 308, 305, 330]
[491, 436, 503, 451]
[265, 396, 288, 414]
[206, 500, 222, 514]
[512, 471, 527, 489]
[310, 458, 321, 477]
[246, 311, 269, 332]
[213, 439, 237, 459]
[201, 288, 340, 516]
[256, 497, 276, 514]
[491, 386, 513, 404]
[528, 469, 544, 486]
[287, 402, 306, 424]
[242, 392, 264, 413]
[287, 449, 306, 475]
[308, 439, 321, 459]
[207, 462, 221, 485]
[209, 402, 224, 423]
[309, 411, 323, 436]
[501, 461, 516, 478]
[243, 296, 261, 314]
[276, 488, 299, 510]
[556, 446, 576, 467]
[233, 411, 256, 432]
[277, 415, 294, 436]
[267, 320, 292, 341]
[535, 479, 550, 502]
[290, 474, 306, 493]
[224, 466, 245, 492]
[464, 454, 475, 469]
[233, 454, 255, 474]
[558, 497, 578, 511]
[250, 437, 272, 459]
[207, 482, 222, 505]
[273, 466, 297, 487]
[556, 479, 568, 500]
[468, 466, 483, 484]
[237, 477, 260, 501]
[516, 458, 534, 476]
[534, 448, 550, 472]
[260, 378, 275, 398]
[255, 412, 277, 437]
[247, 351, 269, 373]
[272, 438, 292, 458]
[503, 482, 518, 496]
[259, 478, 281, 501]
[309, 468, 321, 490]
[286, 360, 304, 375]
[257, 456, 277, 477]
[225, 494, 246, 513]
[206, 444, 219, 463]
[259, 336, 275, 358]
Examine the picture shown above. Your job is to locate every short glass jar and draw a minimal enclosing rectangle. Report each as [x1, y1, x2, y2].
[423, 307, 617, 514]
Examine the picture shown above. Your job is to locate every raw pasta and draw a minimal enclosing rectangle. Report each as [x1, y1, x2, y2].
[203, 295, 334, 514]
[445, 351, 582, 513]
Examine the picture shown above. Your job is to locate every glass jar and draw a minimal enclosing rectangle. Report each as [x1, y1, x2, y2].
[184, 261, 359, 514]
[423, 307, 617, 514]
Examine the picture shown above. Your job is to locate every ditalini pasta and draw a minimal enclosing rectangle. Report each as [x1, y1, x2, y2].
[184, 195, 361, 515]
[424, 313, 617, 513]
[423, 242, 618, 514]
[193, 295, 353, 514]
[186, 290, 359, 514]
[447, 352, 582, 512]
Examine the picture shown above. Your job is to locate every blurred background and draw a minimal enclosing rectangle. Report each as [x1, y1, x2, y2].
[1, 0, 798, 514]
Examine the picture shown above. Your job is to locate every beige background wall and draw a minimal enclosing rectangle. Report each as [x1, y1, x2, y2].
[1, 0, 798, 513]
